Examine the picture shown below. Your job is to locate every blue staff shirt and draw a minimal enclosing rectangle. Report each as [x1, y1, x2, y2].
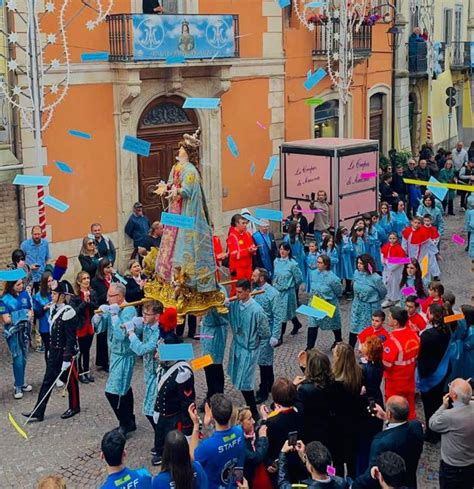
[100, 467, 152, 489]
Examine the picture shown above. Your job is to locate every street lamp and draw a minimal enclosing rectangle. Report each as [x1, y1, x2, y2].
[387, 25, 402, 49]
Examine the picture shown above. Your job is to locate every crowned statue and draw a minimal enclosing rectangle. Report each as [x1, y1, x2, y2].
[150, 129, 222, 317]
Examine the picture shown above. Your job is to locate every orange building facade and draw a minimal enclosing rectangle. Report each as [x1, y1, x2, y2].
[15, 1, 393, 274]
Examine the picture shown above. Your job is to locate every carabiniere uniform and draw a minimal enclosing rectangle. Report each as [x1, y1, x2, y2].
[28, 298, 81, 420]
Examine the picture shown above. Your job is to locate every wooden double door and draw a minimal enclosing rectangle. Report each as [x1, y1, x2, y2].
[137, 96, 198, 224]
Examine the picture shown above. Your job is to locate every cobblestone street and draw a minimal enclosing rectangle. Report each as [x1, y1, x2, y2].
[0, 209, 471, 488]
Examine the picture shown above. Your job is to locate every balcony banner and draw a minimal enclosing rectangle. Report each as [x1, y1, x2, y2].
[132, 14, 236, 61]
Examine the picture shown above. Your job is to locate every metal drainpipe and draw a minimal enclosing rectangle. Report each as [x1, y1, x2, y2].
[6, 8, 26, 242]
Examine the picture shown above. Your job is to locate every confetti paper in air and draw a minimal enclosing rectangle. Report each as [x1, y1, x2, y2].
[13, 174, 51, 186]
[401, 286, 417, 296]
[0, 268, 27, 281]
[8, 412, 28, 439]
[403, 178, 474, 193]
[310, 295, 336, 318]
[263, 156, 279, 180]
[360, 171, 377, 179]
[256, 121, 266, 129]
[122, 135, 151, 157]
[68, 129, 92, 140]
[427, 176, 448, 201]
[80, 51, 109, 62]
[296, 304, 327, 319]
[387, 257, 411, 265]
[190, 354, 214, 370]
[305, 98, 324, 106]
[227, 136, 239, 158]
[421, 255, 428, 278]
[303, 67, 327, 91]
[277, 0, 291, 7]
[250, 162, 256, 176]
[43, 195, 69, 213]
[255, 208, 283, 222]
[451, 234, 465, 246]
[300, 208, 323, 214]
[444, 313, 464, 323]
[159, 343, 194, 361]
[326, 466, 336, 476]
[182, 98, 220, 109]
[54, 161, 73, 174]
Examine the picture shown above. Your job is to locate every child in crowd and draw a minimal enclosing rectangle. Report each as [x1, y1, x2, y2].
[420, 281, 444, 316]
[364, 213, 383, 273]
[351, 226, 367, 264]
[320, 235, 339, 276]
[398, 258, 427, 309]
[305, 240, 320, 291]
[335, 226, 354, 295]
[358, 310, 390, 348]
[391, 200, 410, 238]
[371, 212, 388, 248]
[378, 202, 393, 244]
[380, 232, 407, 308]
[404, 295, 427, 334]
[283, 222, 306, 281]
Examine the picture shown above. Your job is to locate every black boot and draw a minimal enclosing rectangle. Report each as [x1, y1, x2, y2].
[290, 317, 302, 335]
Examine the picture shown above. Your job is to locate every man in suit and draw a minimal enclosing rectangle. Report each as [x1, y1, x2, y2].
[352, 396, 424, 489]
[429, 378, 474, 489]
[252, 219, 278, 277]
[143, 0, 163, 13]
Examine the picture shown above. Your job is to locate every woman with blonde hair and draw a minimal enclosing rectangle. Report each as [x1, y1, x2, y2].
[331, 343, 364, 479]
[77, 236, 100, 279]
[124, 259, 146, 303]
[70, 271, 98, 384]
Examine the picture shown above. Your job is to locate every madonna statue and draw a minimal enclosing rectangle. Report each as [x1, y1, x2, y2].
[155, 128, 217, 293]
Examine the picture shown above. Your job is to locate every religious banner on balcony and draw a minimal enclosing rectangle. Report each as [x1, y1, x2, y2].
[132, 14, 236, 61]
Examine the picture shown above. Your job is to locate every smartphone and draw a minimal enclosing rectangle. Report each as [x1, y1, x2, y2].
[447, 395, 454, 409]
[368, 398, 376, 414]
[311, 192, 315, 201]
[288, 431, 298, 447]
[233, 467, 244, 484]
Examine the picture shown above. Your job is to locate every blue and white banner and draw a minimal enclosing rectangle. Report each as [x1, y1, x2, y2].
[132, 14, 236, 61]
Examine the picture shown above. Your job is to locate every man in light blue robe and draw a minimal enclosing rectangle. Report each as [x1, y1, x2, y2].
[92, 283, 137, 436]
[126, 300, 161, 431]
[252, 219, 278, 277]
[252, 267, 283, 403]
[200, 286, 229, 401]
[227, 279, 270, 418]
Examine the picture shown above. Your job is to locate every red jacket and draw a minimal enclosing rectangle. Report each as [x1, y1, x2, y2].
[381, 242, 407, 260]
[359, 325, 390, 344]
[226, 227, 255, 273]
[407, 312, 427, 334]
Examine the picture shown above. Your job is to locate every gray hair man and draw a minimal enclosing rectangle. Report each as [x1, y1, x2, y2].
[429, 378, 474, 489]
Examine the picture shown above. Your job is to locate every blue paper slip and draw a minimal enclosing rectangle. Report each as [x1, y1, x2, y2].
[427, 176, 448, 202]
[43, 195, 69, 213]
[250, 162, 256, 176]
[69, 129, 92, 140]
[227, 136, 239, 158]
[161, 212, 195, 230]
[0, 268, 27, 281]
[54, 161, 73, 174]
[113, 272, 127, 285]
[305, 1, 324, 7]
[159, 343, 195, 361]
[296, 304, 327, 319]
[304, 67, 327, 91]
[165, 55, 185, 64]
[80, 51, 109, 62]
[13, 174, 51, 186]
[278, 0, 291, 7]
[255, 208, 283, 222]
[244, 214, 264, 226]
[182, 98, 220, 109]
[263, 156, 279, 180]
[122, 135, 151, 157]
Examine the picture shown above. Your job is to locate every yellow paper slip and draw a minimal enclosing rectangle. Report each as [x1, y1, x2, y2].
[403, 178, 474, 193]
[191, 354, 214, 371]
[421, 256, 429, 278]
[310, 295, 336, 318]
[8, 412, 28, 439]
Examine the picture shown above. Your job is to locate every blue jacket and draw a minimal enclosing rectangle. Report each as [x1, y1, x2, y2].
[33, 292, 52, 333]
[353, 421, 423, 488]
[125, 214, 151, 248]
[252, 230, 277, 277]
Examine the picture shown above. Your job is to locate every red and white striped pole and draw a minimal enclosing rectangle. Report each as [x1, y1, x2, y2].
[37, 185, 46, 238]
[426, 115, 432, 142]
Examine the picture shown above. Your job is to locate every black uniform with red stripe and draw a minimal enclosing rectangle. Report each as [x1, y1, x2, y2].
[153, 361, 195, 457]
[33, 303, 80, 417]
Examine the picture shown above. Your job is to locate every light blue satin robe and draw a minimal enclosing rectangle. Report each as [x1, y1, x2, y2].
[93, 306, 137, 396]
[272, 257, 303, 322]
[227, 299, 270, 390]
[254, 283, 283, 366]
[308, 270, 343, 331]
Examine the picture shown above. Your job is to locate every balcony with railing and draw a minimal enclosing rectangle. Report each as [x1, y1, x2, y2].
[407, 41, 446, 78]
[312, 20, 372, 59]
[107, 14, 240, 63]
[449, 42, 472, 70]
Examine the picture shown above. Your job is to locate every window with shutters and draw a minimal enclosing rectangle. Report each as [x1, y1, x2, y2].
[369, 93, 384, 152]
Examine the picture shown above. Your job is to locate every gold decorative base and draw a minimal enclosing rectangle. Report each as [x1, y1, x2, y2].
[144, 279, 227, 323]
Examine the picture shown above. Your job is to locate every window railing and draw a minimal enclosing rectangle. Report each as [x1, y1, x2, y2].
[450, 41, 472, 69]
[312, 21, 372, 57]
[106, 13, 240, 62]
